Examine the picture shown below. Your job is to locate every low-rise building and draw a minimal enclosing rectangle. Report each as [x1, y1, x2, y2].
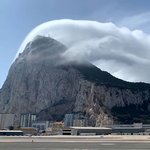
[112, 127, 145, 135]
[31, 121, 49, 131]
[46, 127, 52, 133]
[20, 127, 38, 135]
[60, 123, 150, 135]
[53, 122, 64, 129]
[0, 130, 23, 136]
[59, 127, 112, 135]
[104, 123, 150, 135]
[52, 122, 64, 134]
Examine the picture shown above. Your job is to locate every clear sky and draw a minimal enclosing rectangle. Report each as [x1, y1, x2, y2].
[1, 0, 150, 88]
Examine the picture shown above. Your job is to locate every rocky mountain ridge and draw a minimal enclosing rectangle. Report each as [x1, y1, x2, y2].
[0, 35, 150, 126]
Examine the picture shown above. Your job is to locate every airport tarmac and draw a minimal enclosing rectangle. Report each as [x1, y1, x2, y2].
[0, 142, 150, 150]
[1, 135, 150, 142]
[0, 136, 150, 150]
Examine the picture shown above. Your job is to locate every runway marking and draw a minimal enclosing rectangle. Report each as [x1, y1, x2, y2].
[101, 143, 115, 145]
[73, 149, 88, 150]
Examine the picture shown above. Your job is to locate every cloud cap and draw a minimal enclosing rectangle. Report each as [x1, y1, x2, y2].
[16, 19, 150, 83]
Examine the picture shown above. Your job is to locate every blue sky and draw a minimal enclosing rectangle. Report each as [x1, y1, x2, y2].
[1, 0, 150, 88]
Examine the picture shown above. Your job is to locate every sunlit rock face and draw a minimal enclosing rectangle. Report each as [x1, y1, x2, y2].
[0, 35, 150, 126]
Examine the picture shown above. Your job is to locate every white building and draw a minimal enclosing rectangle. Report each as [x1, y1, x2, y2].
[31, 121, 49, 130]
[0, 114, 15, 129]
[20, 114, 36, 127]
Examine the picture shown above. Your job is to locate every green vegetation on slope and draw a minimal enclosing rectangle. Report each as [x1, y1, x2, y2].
[111, 98, 150, 124]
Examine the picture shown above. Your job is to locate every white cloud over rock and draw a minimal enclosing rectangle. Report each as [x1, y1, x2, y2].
[16, 19, 150, 83]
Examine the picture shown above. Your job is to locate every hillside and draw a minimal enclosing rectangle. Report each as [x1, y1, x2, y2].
[0, 35, 150, 126]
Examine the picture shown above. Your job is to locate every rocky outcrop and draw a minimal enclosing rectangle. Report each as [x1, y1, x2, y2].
[0, 35, 150, 126]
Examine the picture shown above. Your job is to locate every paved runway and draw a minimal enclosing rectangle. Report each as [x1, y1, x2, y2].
[0, 136, 150, 150]
[1, 135, 150, 142]
[0, 142, 150, 150]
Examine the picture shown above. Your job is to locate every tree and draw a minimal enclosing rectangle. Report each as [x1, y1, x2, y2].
[9, 126, 14, 130]
[42, 130, 46, 133]
[16, 125, 21, 129]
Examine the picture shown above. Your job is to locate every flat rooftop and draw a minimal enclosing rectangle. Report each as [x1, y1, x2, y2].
[0, 130, 23, 132]
[70, 127, 112, 130]
[112, 127, 143, 129]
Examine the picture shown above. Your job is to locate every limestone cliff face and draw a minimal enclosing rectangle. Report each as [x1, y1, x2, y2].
[0, 35, 150, 126]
